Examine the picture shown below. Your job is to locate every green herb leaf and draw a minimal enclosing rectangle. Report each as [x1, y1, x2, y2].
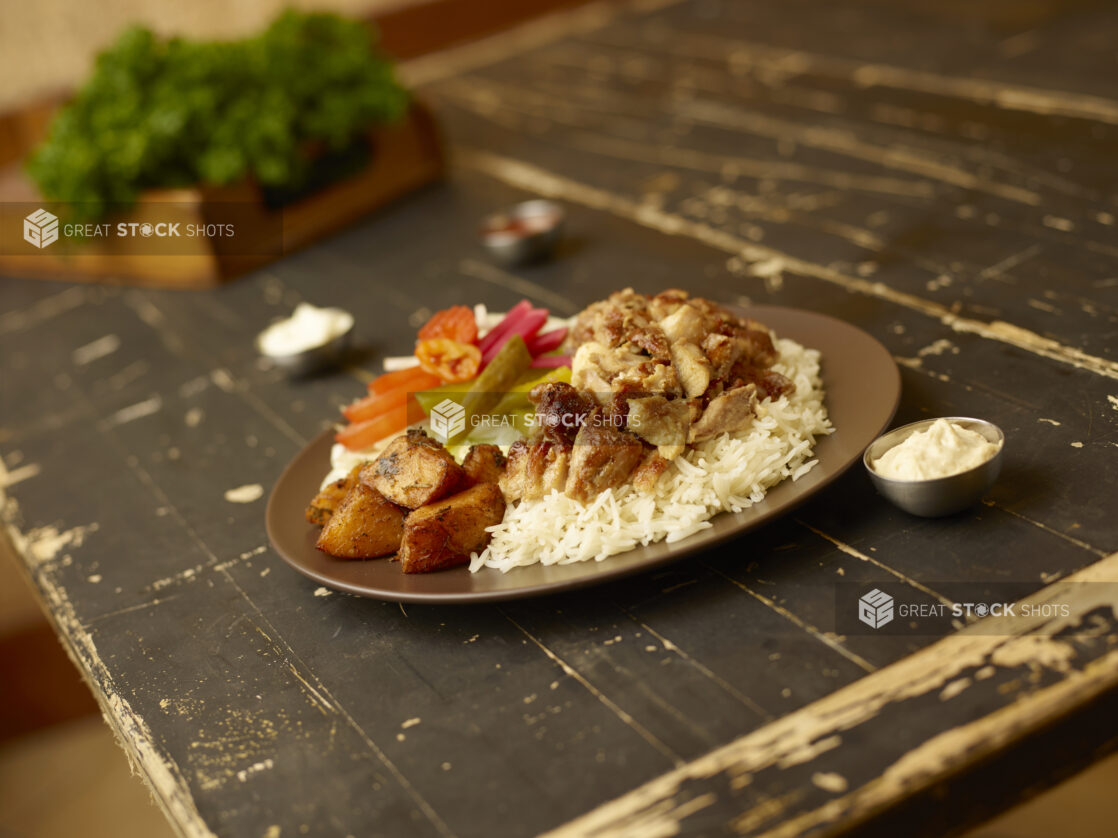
[27, 11, 409, 221]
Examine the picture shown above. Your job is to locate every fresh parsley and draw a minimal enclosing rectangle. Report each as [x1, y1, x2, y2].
[28, 11, 409, 221]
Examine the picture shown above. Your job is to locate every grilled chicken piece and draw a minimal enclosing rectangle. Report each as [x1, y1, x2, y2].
[670, 341, 712, 399]
[704, 330, 781, 380]
[760, 370, 795, 401]
[364, 429, 465, 510]
[564, 289, 790, 475]
[600, 391, 633, 430]
[646, 288, 691, 321]
[573, 342, 682, 403]
[733, 326, 779, 367]
[702, 333, 742, 380]
[572, 342, 641, 391]
[568, 301, 624, 348]
[306, 464, 363, 525]
[685, 398, 704, 425]
[315, 481, 406, 559]
[631, 450, 670, 494]
[730, 364, 796, 401]
[611, 358, 681, 398]
[659, 304, 706, 345]
[529, 382, 593, 445]
[565, 413, 645, 502]
[461, 444, 506, 487]
[626, 395, 689, 460]
[570, 288, 766, 358]
[399, 483, 506, 573]
[501, 439, 572, 502]
[570, 341, 614, 394]
[690, 386, 757, 443]
[568, 288, 654, 349]
[626, 326, 671, 361]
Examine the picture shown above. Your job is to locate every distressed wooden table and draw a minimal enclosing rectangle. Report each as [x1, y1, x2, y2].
[3, 1, 1118, 835]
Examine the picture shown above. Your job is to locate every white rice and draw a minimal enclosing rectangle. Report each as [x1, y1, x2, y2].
[470, 336, 832, 573]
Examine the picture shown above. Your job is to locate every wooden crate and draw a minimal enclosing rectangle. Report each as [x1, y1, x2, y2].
[0, 103, 443, 288]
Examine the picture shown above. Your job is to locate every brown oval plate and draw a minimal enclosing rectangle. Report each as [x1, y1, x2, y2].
[265, 306, 899, 603]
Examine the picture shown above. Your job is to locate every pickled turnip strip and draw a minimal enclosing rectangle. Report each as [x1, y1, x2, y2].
[525, 326, 568, 355]
[481, 308, 548, 365]
[529, 354, 571, 368]
[477, 300, 532, 355]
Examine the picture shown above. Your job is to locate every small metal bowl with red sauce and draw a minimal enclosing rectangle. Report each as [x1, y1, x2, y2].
[481, 199, 564, 265]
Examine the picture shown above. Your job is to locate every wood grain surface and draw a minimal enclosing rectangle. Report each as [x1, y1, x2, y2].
[1, 1, 1116, 836]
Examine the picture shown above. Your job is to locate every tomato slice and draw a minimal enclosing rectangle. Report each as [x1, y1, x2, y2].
[415, 338, 481, 383]
[418, 305, 478, 344]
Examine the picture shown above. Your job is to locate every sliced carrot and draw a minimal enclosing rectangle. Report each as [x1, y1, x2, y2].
[336, 413, 399, 450]
[416, 338, 481, 383]
[418, 305, 478, 344]
[367, 367, 442, 395]
[342, 385, 409, 423]
[336, 396, 424, 450]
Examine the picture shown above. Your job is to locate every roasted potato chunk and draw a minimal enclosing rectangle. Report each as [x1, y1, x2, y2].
[315, 482, 405, 559]
[305, 465, 363, 526]
[461, 444, 506, 487]
[399, 483, 506, 574]
[364, 429, 464, 509]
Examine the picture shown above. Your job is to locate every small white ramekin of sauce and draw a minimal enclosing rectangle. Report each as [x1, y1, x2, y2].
[864, 417, 1005, 516]
[873, 418, 1001, 480]
[256, 302, 354, 376]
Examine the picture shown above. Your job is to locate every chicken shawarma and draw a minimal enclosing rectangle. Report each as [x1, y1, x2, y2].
[306, 290, 830, 573]
[500, 289, 795, 503]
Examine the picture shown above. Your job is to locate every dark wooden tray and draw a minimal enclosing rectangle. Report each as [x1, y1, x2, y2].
[0, 103, 443, 288]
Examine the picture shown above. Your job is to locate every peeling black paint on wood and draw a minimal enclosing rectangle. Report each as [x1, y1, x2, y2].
[2, 1, 1117, 836]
